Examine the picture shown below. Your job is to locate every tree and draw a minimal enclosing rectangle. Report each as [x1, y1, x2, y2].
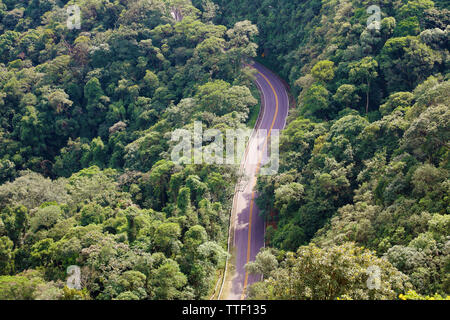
[45, 89, 73, 114]
[124, 130, 167, 173]
[84, 77, 107, 132]
[380, 17, 397, 41]
[53, 138, 85, 177]
[379, 36, 440, 92]
[29, 238, 56, 272]
[349, 57, 378, 114]
[148, 160, 175, 210]
[301, 84, 331, 119]
[153, 222, 181, 256]
[0, 172, 69, 210]
[379, 92, 414, 116]
[82, 137, 108, 168]
[115, 270, 147, 300]
[84, 77, 104, 103]
[328, 114, 369, 146]
[0, 159, 16, 184]
[0, 205, 28, 247]
[395, 17, 421, 37]
[183, 225, 207, 254]
[80, 203, 106, 226]
[202, 0, 219, 23]
[333, 84, 360, 109]
[196, 80, 257, 117]
[313, 200, 380, 249]
[0, 0, 448, 301]
[420, 28, 448, 50]
[29, 205, 61, 233]
[150, 259, 187, 300]
[311, 60, 335, 82]
[0, 236, 14, 275]
[245, 248, 278, 279]
[248, 243, 411, 300]
[205, 172, 227, 202]
[402, 104, 449, 162]
[0, 270, 46, 300]
[399, 290, 449, 300]
[274, 182, 304, 216]
[398, 0, 435, 21]
[411, 164, 446, 197]
[193, 36, 227, 78]
[15, 106, 45, 153]
[142, 70, 159, 96]
[226, 20, 258, 73]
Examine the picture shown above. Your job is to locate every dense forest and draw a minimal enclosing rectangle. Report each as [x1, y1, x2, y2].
[211, 0, 449, 299]
[0, 0, 260, 300]
[0, 0, 449, 300]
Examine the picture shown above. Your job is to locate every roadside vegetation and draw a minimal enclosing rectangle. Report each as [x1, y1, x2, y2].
[0, 0, 448, 300]
[213, 0, 449, 299]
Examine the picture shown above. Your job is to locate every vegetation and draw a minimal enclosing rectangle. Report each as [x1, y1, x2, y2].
[210, 0, 449, 299]
[0, 0, 259, 300]
[247, 243, 411, 300]
[0, 0, 448, 300]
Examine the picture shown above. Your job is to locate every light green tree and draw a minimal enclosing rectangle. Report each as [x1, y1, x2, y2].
[248, 243, 411, 300]
[311, 60, 335, 83]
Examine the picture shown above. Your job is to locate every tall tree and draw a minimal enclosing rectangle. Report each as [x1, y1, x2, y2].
[349, 57, 378, 114]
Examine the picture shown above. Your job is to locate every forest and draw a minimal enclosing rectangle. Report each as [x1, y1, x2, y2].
[213, 0, 449, 299]
[0, 0, 449, 300]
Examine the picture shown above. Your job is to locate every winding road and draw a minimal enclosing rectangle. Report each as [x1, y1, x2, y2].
[219, 61, 290, 300]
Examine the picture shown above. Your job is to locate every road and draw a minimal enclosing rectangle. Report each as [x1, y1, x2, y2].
[220, 61, 290, 300]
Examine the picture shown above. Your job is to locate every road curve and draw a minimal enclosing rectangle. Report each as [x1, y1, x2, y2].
[221, 61, 290, 300]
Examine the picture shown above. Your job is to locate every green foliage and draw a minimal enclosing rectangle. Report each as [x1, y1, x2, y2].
[379, 36, 441, 92]
[0, 236, 14, 275]
[379, 92, 414, 116]
[348, 57, 378, 114]
[248, 243, 411, 300]
[231, 0, 450, 298]
[0, 270, 64, 300]
[0, 0, 448, 301]
[394, 17, 421, 37]
[402, 104, 449, 163]
[151, 259, 188, 300]
[245, 248, 278, 279]
[195, 80, 257, 118]
[311, 60, 335, 83]
[0, 0, 248, 300]
[333, 84, 360, 109]
[301, 84, 331, 120]
[399, 290, 449, 300]
[398, 0, 435, 21]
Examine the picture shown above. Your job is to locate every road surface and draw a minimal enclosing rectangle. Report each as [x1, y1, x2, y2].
[221, 62, 290, 300]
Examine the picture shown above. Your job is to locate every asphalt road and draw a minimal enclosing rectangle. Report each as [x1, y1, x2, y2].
[224, 62, 290, 300]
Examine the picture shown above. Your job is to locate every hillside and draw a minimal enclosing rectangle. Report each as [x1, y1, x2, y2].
[0, 0, 449, 300]
[0, 0, 260, 300]
[210, 0, 449, 299]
